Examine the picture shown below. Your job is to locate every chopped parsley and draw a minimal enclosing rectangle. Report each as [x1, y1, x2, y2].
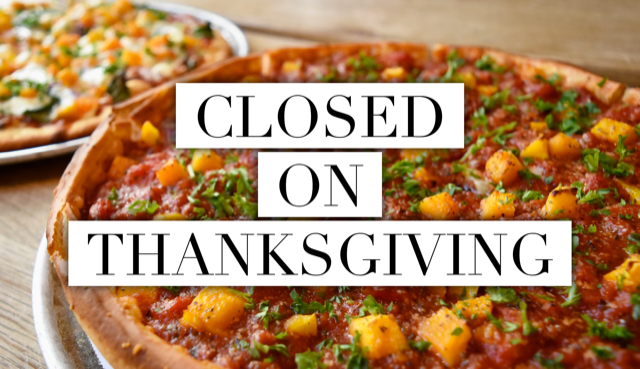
[128, 199, 159, 215]
[250, 341, 289, 358]
[475, 55, 506, 73]
[333, 331, 368, 368]
[582, 314, 635, 341]
[561, 283, 581, 308]
[487, 287, 518, 303]
[409, 340, 431, 352]
[163, 286, 181, 295]
[518, 169, 541, 185]
[520, 301, 538, 336]
[194, 22, 214, 38]
[290, 289, 335, 318]
[481, 89, 510, 110]
[535, 352, 564, 369]
[359, 295, 385, 316]
[441, 50, 465, 82]
[631, 287, 640, 320]
[108, 188, 118, 205]
[518, 190, 545, 202]
[295, 350, 327, 369]
[471, 107, 488, 129]
[590, 345, 615, 360]
[616, 135, 634, 161]
[582, 148, 634, 178]
[485, 310, 519, 332]
[255, 301, 284, 329]
[461, 137, 486, 161]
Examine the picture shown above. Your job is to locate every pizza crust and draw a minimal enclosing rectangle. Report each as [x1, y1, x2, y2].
[46, 43, 638, 369]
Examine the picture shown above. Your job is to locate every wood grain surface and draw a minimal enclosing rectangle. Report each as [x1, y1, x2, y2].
[0, 0, 638, 367]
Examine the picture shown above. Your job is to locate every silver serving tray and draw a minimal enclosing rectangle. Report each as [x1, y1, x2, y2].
[0, 0, 249, 166]
[33, 235, 112, 368]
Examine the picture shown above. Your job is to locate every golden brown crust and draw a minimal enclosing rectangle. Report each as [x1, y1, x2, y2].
[0, 109, 110, 152]
[46, 43, 638, 369]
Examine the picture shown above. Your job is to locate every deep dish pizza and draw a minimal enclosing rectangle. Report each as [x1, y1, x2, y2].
[0, 0, 230, 152]
[47, 43, 640, 368]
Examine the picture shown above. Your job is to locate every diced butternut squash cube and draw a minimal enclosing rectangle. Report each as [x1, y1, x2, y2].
[480, 191, 516, 219]
[381, 67, 406, 81]
[56, 33, 80, 47]
[192, 149, 224, 172]
[57, 96, 99, 120]
[591, 118, 638, 144]
[419, 192, 459, 220]
[56, 53, 71, 68]
[113, 0, 134, 15]
[86, 28, 104, 42]
[454, 295, 492, 319]
[530, 122, 547, 132]
[447, 286, 479, 299]
[349, 314, 408, 359]
[540, 186, 577, 219]
[521, 138, 549, 160]
[153, 212, 188, 220]
[548, 132, 582, 158]
[616, 179, 640, 204]
[0, 12, 11, 32]
[0, 85, 10, 99]
[485, 150, 524, 186]
[604, 255, 640, 292]
[477, 85, 497, 96]
[419, 308, 472, 367]
[122, 50, 142, 66]
[101, 37, 120, 51]
[400, 149, 428, 160]
[414, 167, 437, 185]
[180, 287, 246, 336]
[19, 87, 37, 98]
[459, 72, 476, 89]
[156, 158, 189, 186]
[57, 68, 78, 87]
[285, 314, 318, 336]
[140, 121, 160, 146]
[281, 61, 301, 73]
[108, 155, 138, 180]
[426, 286, 447, 297]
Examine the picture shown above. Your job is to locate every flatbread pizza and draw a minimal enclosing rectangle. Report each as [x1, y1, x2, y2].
[0, 0, 231, 152]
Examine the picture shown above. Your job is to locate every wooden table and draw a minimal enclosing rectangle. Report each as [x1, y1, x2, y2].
[1, 0, 638, 367]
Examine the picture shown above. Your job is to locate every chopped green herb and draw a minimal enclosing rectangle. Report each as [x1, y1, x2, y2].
[487, 286, 518, 303]
[409, 340, 431, 352]
[582, 314, 635, 341]
[295, 349, 327, 369]
[228, 287, 255, 310]
[561, 283, 581, 308]
[359, 295, 385, 316]
[128, 199, 159, 215]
